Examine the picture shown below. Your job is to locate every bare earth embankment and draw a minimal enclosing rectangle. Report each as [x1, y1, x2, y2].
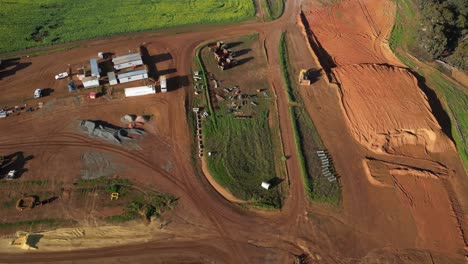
[301, 0, 467, 256]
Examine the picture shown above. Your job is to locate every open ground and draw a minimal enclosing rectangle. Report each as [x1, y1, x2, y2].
[0, 0, 467, 263]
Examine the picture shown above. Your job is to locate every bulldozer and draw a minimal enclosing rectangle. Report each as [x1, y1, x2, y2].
[16, 195, 40, 211]
[299, 69, 312, 85]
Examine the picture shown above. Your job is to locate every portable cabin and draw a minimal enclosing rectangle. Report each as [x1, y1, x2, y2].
[261, 181, 271, 190]
[117, 69, 148, 84]
[82, 76, 100, 89]
[108, 72, 118, 85]
[112, 53, 143, 70]
[90, 59, 100, 78]
[124, 85, 155, 97]
[160, 75, 167, 93]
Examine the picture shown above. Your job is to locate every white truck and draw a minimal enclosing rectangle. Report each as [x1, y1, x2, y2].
[55, 72, 68, 80]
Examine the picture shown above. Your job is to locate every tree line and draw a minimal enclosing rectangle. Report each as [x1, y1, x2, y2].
[418, 0, 467, 70]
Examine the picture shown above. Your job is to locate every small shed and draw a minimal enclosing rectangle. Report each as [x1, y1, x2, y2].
[112, 53, 143, 70]
[82, 76, 99, 89]
[108, 72, 118, 85]
[261, 181, 271, 190]
[117, 69, 148, 84]
[124, 85, 155, 97]
[90, 59, 100, 78]
[89, 92, 97, 99]
[160, 75, 167, 93]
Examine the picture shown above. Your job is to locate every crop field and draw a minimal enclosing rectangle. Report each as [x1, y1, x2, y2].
[390, 0, 468, 172]
[194, 34, 284, 208]
[0, 0, 255, 54]
[279, 33, 341, 205]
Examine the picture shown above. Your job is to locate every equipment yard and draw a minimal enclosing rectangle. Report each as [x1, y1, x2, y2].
[0, 0, 467, 263]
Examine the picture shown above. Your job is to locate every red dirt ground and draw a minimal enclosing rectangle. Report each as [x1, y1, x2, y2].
[0, 0, 466, 263]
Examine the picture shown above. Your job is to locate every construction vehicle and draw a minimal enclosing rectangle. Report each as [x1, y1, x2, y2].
[209, 41, 237, 70]
[16, 195, 40, 211]
[110, 192, 119, 200]
[299, 69, 311, 85]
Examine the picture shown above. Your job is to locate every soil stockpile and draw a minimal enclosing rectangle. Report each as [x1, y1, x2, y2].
[333, 64, 452, 154]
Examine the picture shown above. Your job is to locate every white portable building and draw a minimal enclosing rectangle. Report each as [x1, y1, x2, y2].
[117, 69, 148, 84]
[90, 59, 100, 77]
[124, 85, 156, 97]
[112, 53, 143, 70]
[108, 72, 118, 85]
[82, 76, 100, 89]
[160, 75, 167, 93]
[261, 181, 271, 190]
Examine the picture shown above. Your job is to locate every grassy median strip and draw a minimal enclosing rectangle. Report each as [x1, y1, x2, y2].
[262, 0, 285, 21]
[279, 32, 341, 205]
[390, 0, 468, 172]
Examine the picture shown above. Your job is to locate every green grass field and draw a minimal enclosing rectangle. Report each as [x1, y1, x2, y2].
[390, 0, 468, 172]
[279, 33, 341, 205]
[194, 34, 284, 208]
[0, 0, 255, 54]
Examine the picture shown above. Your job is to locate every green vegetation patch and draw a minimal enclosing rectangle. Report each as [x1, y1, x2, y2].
[0, 0, 255, 54]
[106, 192, 177, 223]
[195, 34, 284, 208]
[279, 32, 341, 205]
[204, 110, 281, 208]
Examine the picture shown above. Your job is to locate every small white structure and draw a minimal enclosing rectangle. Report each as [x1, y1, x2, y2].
[160, 75, 167, 93]
[117, 69, 148, 84]
[82, 76, 100, 89]
[124, 85, 155, 97]
[261, 181, 271, 190]
[6, 170, 16, 180]
[112, 53, 143, 70]
[108, 72, 118, 85]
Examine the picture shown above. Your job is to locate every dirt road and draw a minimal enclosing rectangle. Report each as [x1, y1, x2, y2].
[0, 0, 466, 263]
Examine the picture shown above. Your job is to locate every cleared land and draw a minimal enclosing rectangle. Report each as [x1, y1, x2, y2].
[195, 34, 284, 208]
[301, 0, 467, 255]
[0, 0, 255, 54]
[333, 64, 452, 155]
[389, 0, 468, 171]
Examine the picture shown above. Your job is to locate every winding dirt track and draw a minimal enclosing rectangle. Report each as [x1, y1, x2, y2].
[0, 0, 466, 263]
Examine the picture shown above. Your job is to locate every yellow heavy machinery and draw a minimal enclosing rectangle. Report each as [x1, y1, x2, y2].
[110, 192, 119, 200]
[299, 69, 311, 85]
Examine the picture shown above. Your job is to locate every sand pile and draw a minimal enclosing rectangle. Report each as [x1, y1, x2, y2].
[333, 64, 452, 154]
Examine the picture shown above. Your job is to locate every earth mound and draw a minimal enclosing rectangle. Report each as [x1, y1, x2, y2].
[333, 64, 453, 155]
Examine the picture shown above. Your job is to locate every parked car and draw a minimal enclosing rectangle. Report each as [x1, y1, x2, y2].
[0, 111, 6, 118]
[55, 72, 68, 80]
[34, 88, 42, 98]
